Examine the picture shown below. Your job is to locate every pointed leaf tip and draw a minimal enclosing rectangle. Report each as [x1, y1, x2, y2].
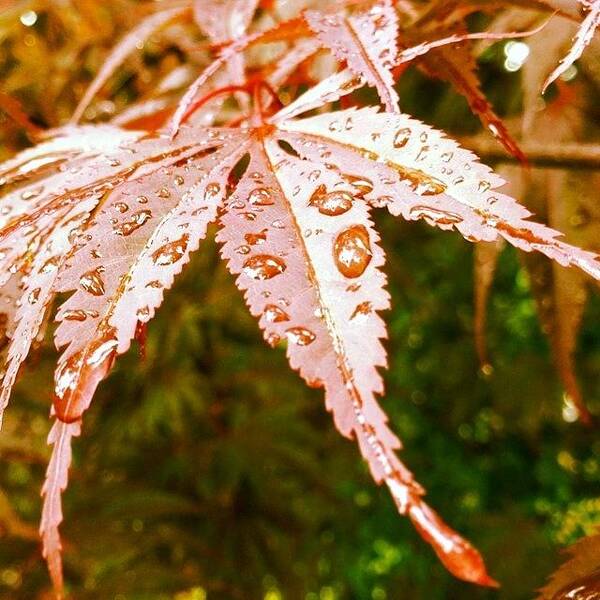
[408, 500, 499, 588]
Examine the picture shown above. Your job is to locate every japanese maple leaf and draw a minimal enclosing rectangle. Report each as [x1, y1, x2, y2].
[543, 0, 600, 91]
[537, 530, 600, 599]
[1, 84, 600, 596]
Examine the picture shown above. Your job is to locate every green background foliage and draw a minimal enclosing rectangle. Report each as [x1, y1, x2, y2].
[0, 2, 599, 598]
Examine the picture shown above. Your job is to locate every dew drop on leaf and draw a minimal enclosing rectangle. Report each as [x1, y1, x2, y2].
[113, 209, 152, 236]
[350, 301, 373, 321]
[80, 267, 106, 296]
[245, 231, 267, 245]
[409, 206, 463, 226]
[263, 304, 290, 323]
[63, 309, 99, 321]
[243, 255, 286, 280]
[28, 287, 41, 305]
[113, 202, 129, 213]
[285, 327, 316, 346]
[248, 187, 274, 206]
[21, 186, 44, 200]
[309, 185, 353, 216]
[151, 234, 189, 266]
[333, 225, 372, 278]
[41, 256, 60, 273]
[393, 127, 411, 148]
[342, 174, 374, 197]
[205, 182, 221, 200]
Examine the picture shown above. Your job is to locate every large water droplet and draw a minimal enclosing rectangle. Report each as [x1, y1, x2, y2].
[152, 234, 189, 266]
[409, 205, 463, 226]
[309, 186, 353, 216]
[113, 209, 152, 236]
[333, 225, 372, 278]
[243, 255, 286, 280]
[393, 127, 411, 148]
[388, 163, 447, 196]
[248, 187, 274, 206]
[263, 304, 290, 323]
[80, 267, 106, 296]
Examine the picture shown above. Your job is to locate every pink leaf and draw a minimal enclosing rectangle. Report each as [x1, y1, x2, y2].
[543, 0, 600, 92]
[40, 419, 81, 597]
[305, 1, 400, 112]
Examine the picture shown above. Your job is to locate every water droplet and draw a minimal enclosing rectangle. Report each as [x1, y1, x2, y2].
[41, 256, 60, 273]
[174, 175, 185, 186]
[248, 187, 274, 206]
[113, 202, 129, 213]
[152, 234, 189, 266]
[388, 163, 446, 195]
[333, 225, 372, 278]
[478, 180, 491, 193]
[20, 185, 44, 200]
[441, 151, 453, 162]
[28, 287, 41, 304]
[205, 182, 221, 199]
[236, 244, 251, 255]
[157, 187, 171, 199]
[80, 267, 105, 296]
[243, 255, 286, 280]
[63, 309, 99, 321]
[113, 209, 152, 236]
[409, 205, 463, 226]
[137, 195, 149, 204]
[350, 301, 373, 321]
[263, 304, 290, 323]
[245, 231, 267, 245]
[271, 219, 285, 229]
[285, 327, 315, 346]
[137, 306, 150, 318]
[393, 127, 411, 148]
[342, 174, 374, 197]
[309, 186, 353, 216]
[308, 169, 321, 182]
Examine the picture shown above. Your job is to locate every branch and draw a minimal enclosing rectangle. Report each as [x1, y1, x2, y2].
[462, 137, 600, 170]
